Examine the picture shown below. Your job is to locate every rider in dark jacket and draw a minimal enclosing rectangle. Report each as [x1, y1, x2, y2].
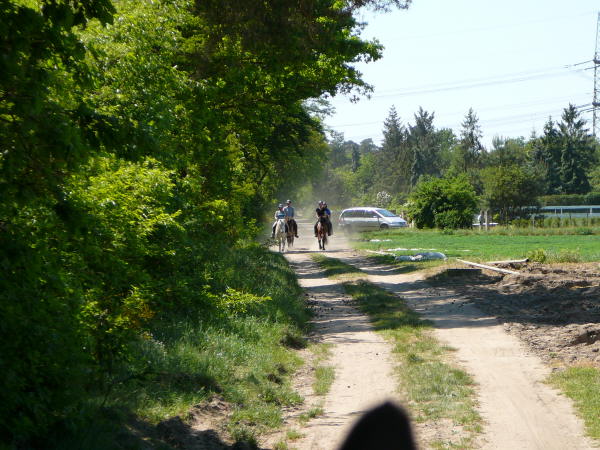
[314, 201, 333, 237]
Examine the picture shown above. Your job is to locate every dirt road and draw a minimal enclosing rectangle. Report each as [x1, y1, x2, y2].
[277, 222, 593, 449]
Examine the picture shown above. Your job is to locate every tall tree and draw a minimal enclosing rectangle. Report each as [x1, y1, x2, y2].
[452, 108, 484, 172]
[351, 145, 361, 172]
[409, 107, 439, 185]
[359, 138, 379, 154]
[328, 131, 351, 168]
[557, 104, 595, 194]
[530, 118, 562, 194]
[486, 137, 527, 168]
[378, 106, 410, 193]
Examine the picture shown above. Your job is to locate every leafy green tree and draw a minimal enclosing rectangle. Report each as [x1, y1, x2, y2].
[359, 138, 380, 154]
[481, 165, 544, 224]
[329, 132, 351, 168]
[486, 137, 528, 168]
[351, 145, 361, 172]
[406, 176, 477, 229]
[1, 0, 413, 445]
[436, 128, 458, 175]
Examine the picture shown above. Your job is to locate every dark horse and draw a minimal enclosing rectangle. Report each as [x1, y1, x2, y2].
[316, 216, 328, 250]
[286, 218, 297, 247]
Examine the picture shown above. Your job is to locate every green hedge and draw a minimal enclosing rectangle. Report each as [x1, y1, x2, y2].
[539, 192, 600, 206]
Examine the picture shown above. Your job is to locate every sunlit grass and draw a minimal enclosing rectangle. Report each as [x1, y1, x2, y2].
[354, 227, 600, 262]
[310, 253, 364, 279]
[548, 366, 600, 440]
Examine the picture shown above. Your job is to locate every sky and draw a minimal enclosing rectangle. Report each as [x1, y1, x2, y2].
[325, 0, 599, 148]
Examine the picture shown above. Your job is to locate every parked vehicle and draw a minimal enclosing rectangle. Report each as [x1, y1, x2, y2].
[338, 207, 408, 232]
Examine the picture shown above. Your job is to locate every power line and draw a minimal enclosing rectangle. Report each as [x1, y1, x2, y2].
[593, 12, 600, 136]
[372, 65, 592, 99]
[328, 93, 589, 129]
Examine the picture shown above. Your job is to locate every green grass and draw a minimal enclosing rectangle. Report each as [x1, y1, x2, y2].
[309, 343, 335, 396]
[355, 227, 600, 262]
[548, 367, 600, 440]
[286, 429, 304, 441]
[53, 243, 311, 449]
[310, 253, 364, 279]
[299, 406, 325, 425]
[313, 366, 335, 396]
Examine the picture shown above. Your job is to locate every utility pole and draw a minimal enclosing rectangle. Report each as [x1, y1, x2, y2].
[594, 12, 600, 137]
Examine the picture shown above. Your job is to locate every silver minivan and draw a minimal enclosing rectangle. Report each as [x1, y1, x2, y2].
[338, 207, 408, 232]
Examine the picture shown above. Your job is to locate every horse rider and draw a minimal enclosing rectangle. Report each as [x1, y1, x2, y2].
[284, 199, 299, 238]
[314, 201, 333, 237]
[272, 203, 287, 238]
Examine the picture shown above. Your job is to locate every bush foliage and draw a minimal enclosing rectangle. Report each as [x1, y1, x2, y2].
[406, 176, 478, 229]
[0, 0, 399, 445]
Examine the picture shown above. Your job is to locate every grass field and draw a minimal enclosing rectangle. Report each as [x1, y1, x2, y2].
[354, 227, 600, 263]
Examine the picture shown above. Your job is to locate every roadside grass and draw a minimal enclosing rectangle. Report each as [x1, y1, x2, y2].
[548, 366, 600, 440]
[55, 243, 310, 449]
[286, 429, 304, 440]
[299, 406, 325, 425]
[310, 343, 335, 396]
[310, 253, 363, 279]
[354, 227, 600, 263]
[312, 255, 481, 448]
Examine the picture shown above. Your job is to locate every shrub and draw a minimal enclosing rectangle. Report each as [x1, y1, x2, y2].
[406, 176, 478, 229]
[539, 194, 586, 206]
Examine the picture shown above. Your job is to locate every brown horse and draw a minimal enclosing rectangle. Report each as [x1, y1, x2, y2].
[316, 217, 328, 250]
[285, 218, 296, 247]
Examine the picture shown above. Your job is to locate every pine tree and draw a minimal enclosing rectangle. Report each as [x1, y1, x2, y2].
[379, 106, 410, 193]
[409, 107, 439, 185]
[452, 108, 484, 172]
[530, 118, 562, 194]
[557, 104, 595, 194]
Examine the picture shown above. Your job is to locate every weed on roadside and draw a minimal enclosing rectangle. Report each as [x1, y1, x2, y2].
[311, 254, 364, 279]
[548, 367, 600, 440]
[299, 406, 325, 425]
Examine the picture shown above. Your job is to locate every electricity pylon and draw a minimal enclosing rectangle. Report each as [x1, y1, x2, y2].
[594, 12, 600, 137]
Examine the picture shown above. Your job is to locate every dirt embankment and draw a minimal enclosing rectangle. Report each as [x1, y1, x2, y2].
[429, 262, 600, 368]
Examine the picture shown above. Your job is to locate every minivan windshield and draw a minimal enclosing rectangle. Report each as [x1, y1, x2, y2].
[376, 209, 397, 217]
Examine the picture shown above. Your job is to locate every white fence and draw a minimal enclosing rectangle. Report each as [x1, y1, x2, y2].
[536, 205, 600, 218]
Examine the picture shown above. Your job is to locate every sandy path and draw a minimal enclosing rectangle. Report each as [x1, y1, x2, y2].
[332, 252, 594, 450]
[280, 224, 399, 449]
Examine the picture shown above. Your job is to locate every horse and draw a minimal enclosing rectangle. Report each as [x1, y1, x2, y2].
[274, 218, 287, 253]
[316, 216, 328, 250]
[286, 217, 296, 247]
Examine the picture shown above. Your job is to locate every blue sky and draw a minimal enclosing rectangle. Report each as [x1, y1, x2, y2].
[326, 0, 599, 147]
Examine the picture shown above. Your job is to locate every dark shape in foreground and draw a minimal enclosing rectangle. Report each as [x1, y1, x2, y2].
[339, 401, 417, 450]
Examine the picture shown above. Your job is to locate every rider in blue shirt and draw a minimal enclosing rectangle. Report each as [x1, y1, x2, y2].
[284, 199, 299, 238]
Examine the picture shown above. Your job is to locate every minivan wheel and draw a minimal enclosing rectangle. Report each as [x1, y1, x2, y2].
[379, 223, 389, 230]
